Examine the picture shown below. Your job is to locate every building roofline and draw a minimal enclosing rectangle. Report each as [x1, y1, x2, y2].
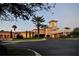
[49, 20, 58, 23]
[0, 31, 33, 33]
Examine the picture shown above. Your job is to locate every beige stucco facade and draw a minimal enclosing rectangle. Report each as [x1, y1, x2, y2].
[32, 20, 73, 38]
[0, 20, 73, 40]
[0, 31, 34, 40]
[32, 20, 59, 38]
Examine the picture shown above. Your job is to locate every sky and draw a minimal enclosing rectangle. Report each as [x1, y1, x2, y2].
[0, 3, 79, 31]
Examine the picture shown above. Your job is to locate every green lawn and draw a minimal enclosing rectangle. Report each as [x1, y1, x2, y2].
[3, 38, 46, 44]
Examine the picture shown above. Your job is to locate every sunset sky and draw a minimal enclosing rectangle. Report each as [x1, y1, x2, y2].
[0, 3, 79, 31]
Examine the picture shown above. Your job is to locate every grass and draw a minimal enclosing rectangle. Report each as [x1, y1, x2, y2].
[3, 38, 46, 44]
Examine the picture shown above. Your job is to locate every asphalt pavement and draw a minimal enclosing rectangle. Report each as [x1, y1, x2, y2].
[4, 38, 79, 56]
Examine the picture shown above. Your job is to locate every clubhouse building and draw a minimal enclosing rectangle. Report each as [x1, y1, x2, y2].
[0, 20, 73, 40]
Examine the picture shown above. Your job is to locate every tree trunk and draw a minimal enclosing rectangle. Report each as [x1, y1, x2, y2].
[37, 26, 40, 39]
[26, 31, 27, 39]
[10, 30, 13, 38]
[14, 30, 16, 39]
[44, 28, 46, 37]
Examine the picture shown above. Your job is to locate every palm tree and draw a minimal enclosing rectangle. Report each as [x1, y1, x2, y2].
[64, 27, 70, 30]
[32, 16, 45, 38]
[12, 25, 17, 38]
[12, 25, 17, 31]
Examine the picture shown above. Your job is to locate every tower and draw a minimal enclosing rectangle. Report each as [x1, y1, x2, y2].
[48, 20, 58, 29]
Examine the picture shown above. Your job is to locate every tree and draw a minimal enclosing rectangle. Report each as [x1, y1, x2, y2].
[0, 3, 56, 21]
[41, 24, 48, 29]
[12, 25, 17, 31]
[32, 16, 45, 38]
[64, 27, 71, 30]
[0, 30, 4, 32]
[71, 28, 79, 37]
[12, 25, 17, 39]
[10, 30, 13, 38]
